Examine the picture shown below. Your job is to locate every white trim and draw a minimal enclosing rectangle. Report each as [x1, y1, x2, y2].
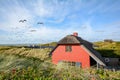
[105, 58, 110, 62]
[81, 45, 106, 66]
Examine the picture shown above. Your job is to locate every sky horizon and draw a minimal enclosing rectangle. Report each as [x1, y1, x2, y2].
[0, 0, 120, 44]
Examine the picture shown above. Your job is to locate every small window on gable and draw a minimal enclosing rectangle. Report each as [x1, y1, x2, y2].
[75, 62, 81, 67]
[65, 46, 72, 52]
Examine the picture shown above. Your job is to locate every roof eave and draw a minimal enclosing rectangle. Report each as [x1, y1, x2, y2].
[81, 45, 106, 66]
[57, 43, 80, 45]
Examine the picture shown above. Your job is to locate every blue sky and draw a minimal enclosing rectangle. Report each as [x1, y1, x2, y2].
[0, 0, 120, 44]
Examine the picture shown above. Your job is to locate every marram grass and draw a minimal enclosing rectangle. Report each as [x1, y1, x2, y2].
[0, 46, 120, 79]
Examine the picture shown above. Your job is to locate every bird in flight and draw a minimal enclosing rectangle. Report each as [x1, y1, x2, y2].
[30, 30, 36, 32]
[19, 19, 27, 23]
[37, 22, 44, 24]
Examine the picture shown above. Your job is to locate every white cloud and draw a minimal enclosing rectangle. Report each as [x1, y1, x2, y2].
[31, 0, 83, 23]
[0, 22, 95, 44]
[33, 0, 53, 17]
[0, 0, 120, 44]
[0, 4, 33, 31]
[88, 0, 120, 14]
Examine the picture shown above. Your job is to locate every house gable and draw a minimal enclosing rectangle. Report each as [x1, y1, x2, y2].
[50, 33, 106, 67]
[52, 44, 90, 68]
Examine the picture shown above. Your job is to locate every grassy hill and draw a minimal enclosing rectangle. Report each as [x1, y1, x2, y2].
[0, 46, 52, 60]
[40, 42, 57, 47]
[0, 42, 120, 79]
[94, 41, 120, 58]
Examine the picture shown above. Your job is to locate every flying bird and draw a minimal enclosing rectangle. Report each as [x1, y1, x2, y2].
[19, 19, 27, 23]
[37, 22, 44, 24]
[23, 19, 27, 22]
[30, 30, 36, 32]
[19, 20, 22, 22]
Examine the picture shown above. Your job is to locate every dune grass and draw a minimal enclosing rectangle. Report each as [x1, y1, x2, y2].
[0, 44, 120, 79]
[0, 57, 120, 80]
[94, 41, 120, 57]
[0, 47, 52, 60]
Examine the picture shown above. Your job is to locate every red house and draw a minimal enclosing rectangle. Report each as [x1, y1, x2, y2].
[50, 32, 106, 68]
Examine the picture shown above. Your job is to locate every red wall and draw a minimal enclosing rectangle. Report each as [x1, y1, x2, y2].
[52, 44, 90, 68]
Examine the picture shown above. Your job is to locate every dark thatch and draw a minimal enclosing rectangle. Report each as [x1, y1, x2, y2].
[50, 35, 106, 66]
[58, 35, 81, 44]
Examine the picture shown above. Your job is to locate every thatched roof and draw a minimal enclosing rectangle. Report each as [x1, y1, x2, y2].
[58, 35, 81, 44]
[50, 35, 106, 66]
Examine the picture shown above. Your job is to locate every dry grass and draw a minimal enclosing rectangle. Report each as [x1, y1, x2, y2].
[0, 47, 52, 60]
[0, 46, 120, 79]
[94, 41, 120, 57]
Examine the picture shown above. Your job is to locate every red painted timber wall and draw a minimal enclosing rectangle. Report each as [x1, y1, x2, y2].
[52, 44, 90, 68]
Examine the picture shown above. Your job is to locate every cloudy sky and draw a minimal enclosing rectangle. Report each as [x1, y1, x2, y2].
[0, 0, 120, 44]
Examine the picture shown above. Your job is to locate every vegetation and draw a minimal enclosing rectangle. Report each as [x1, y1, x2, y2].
[0, 46, 51, 60]
[0, 56, 120, 80]
[94, 41, 120, 57]
[0, 41, 120, 79]
[40, 42, 57, 47]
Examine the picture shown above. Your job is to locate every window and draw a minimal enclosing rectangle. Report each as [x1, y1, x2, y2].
[58, 61, 81, 67]
[72, 62, 76, 66]
[75, 62, 81, 67]
[65, 46, 72, 52]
